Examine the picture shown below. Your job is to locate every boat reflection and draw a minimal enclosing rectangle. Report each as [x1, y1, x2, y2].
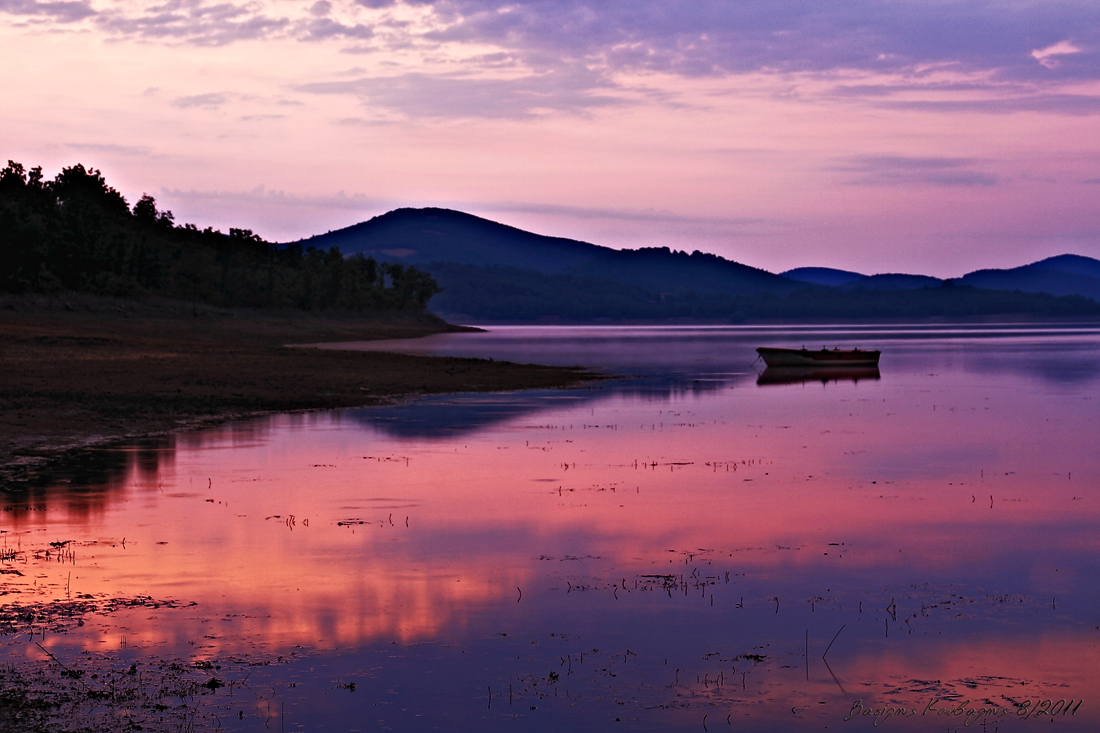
[756, 365, 881, 386]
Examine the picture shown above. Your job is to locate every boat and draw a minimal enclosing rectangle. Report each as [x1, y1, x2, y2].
[756, 346, 880, 368]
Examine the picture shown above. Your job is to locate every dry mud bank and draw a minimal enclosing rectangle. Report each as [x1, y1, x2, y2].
[0, 293, 599, 488]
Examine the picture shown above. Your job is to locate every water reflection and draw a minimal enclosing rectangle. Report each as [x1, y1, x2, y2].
[756, 365, 881, 386]
[5, 324, 1100, 731]
[318, 322, 1100, 385]
[350, 389, 605, 438]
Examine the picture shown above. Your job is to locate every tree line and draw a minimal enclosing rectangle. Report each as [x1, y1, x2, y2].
[0, 161, 440, 311]
[426, 261, 1100, 322]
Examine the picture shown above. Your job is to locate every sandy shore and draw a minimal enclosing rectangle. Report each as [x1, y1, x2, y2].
[0, 294, 599, 488]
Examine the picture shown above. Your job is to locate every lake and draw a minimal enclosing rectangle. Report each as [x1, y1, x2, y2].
[4, 324, 1100, 731]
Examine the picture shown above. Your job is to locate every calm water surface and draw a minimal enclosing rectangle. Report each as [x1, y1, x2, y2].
[5, 324, 1100, 731]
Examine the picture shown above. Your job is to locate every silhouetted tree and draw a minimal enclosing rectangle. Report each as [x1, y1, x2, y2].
[0, 160, 440, 312]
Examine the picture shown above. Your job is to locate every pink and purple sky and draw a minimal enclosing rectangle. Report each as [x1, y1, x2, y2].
[2, 0, 1099, 276]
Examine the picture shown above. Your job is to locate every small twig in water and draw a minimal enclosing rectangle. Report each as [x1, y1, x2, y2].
[822, 624, 846, 660]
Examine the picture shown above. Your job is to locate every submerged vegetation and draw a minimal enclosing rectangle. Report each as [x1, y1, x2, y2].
[0, 161, 440, 311]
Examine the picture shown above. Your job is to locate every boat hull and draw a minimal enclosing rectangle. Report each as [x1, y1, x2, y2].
[756, 347, 880, 368]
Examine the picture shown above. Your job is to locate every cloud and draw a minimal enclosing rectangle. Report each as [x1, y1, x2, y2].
[295, 15, 374, 41]
[65, 142, 158, 157]
[157, 184, 785, 244]
[416, 0, 1100, 81]
[834, 155, 1000, 186]
[423, 199, 792, 250]
[159, 184, 393, 241]
[92, 0, 290, 46]
[471, 200, 765, 229]
[14, 1, 1099, 83]
[171, 92, 227, 108]
[26, 0, 391, 46]
[164, 184, 385, 211]
[1032, 39, 1081, 69]
[10, 0, 1100, 118]
[375, 0, 1100, 117]
[0, 0, 95, 22]
[828, 80, 993, 99]
[878, 92, 1100, 116]
[298, 69, 624, 119]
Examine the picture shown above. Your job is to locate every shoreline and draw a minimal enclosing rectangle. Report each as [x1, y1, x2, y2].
[0, 293, 601, 491]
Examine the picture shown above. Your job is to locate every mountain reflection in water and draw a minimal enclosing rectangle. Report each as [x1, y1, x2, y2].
[4, 324, 1100, 732]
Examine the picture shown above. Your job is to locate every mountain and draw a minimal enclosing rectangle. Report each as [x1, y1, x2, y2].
[783, 268, 943, 291]
[842, 273, 944, 290]
[566, 247, 798, 296]
[296, 208, 799, 298]
[960, 255, 1100, 302]
[782, 267, 864, 286]
[786, 255, 1100, 299]
[297, 207, 604, 274]
[291, 209, 1100, 322]
[1029, 254, 1100, 279]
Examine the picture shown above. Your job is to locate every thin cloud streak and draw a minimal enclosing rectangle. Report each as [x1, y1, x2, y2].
[298, 70, 624, 119]
[66, 142, 159, 157]
[171, 92, 228, 108]
[877, 93, 1100, 116]
[157, 185, 394, 241]
[1031, 39, 1081, 69]
[470, 200, 768, 230]
[156, 186, 788, 245]
[833, 155, 1000, 187]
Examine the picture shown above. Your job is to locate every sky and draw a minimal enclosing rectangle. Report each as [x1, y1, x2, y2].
[2, 0, 1099, 277]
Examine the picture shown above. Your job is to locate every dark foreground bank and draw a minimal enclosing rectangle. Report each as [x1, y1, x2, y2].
[0, 293, 599, 488]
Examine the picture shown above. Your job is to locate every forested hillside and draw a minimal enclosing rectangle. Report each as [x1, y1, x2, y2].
[0, 161, 439, 311]
[427, 262, 1100, 321]
[960, 255, 1100, 302]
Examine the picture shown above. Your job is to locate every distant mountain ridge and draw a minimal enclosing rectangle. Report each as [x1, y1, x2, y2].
[844, 273, 944, 291]
[781, 267, 863, 286]
[1028, 254, 1100, 279]
[783, 268, 943, 291]
[291, 208, 1100, 321]
[959, 254, 1100, 302]
[784, 255, 1100, 301]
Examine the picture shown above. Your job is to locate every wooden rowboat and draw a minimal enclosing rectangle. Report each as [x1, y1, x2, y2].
[756, 346, 881, 368]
